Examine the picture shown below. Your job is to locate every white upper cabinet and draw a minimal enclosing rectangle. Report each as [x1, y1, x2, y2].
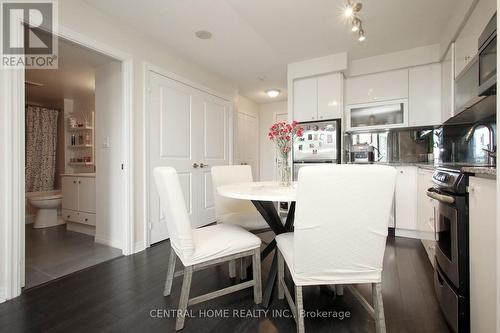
[441, 45, 454, 122]
[317, 73, 343, 120]
[293, 73, 343, 122]
[293, 77, 318, 122]
[345, 69, 408, 105]
[408, 63, 442, 127]
[454, 0, 496, 77]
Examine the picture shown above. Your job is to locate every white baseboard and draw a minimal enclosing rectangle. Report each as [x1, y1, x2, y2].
[94, 234, 122, 250]
[395, 228, 435, 240]
[0, 287, 6, 304]
[133, 240, 146, 254]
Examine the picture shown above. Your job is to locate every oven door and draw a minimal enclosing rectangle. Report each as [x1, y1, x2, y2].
[427, 188, 460, 289]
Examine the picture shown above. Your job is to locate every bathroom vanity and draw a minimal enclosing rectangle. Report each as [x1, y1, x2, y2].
[61, 173, 96, 236]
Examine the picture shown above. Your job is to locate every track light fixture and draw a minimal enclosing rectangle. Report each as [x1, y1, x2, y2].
[344, 1, 366, 41]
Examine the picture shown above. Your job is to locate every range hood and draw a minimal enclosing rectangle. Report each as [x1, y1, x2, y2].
[444, 95, 496, 125]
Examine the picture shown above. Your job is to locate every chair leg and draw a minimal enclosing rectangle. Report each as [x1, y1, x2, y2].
[240, 258, 248, 280]
[175, 266, 193, 331]
[277, 249, 285, 300]
[164, 249, 176, 296]
[335, 284, 344, 296]
[229, 260, 236, 278]
[295, 286, 305, 333]
[252, 248, 262, 304]
[372, 283, 386, 333]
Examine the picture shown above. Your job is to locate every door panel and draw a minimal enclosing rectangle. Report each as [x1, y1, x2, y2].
[160, 88, 192, 159]
[61, 177, 78, 211]
[203, 100, 227, 160]
[149, 72, 197, 244]
[236, 112, 258, 179]
[78, 177, 96, 213]
[148, 71, 229, 243]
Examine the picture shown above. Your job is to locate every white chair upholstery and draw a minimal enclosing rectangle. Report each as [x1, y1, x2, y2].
[154, 167, 262, 330]
[211, 165, 268, 231]
[276, 165, 397, 333]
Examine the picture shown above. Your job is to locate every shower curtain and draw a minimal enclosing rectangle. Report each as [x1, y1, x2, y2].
[25, 105, 59, 192]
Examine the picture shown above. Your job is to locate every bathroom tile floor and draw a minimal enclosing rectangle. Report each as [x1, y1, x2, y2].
[25, 224, 122, 289]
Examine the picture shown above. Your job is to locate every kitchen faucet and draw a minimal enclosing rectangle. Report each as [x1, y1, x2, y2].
[465, 123, 496, 166]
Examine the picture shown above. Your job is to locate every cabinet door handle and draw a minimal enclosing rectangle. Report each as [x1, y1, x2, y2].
[85, 218, 88, 222]
[200, 163, 209, 168]
[193, 163, 199, 168]
[67, 215, 71, 218]
[73, 181, 77, 184]
[78, 181, 81, 184]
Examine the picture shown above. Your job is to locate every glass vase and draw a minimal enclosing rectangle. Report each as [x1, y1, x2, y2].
[278, 155, 291, 187]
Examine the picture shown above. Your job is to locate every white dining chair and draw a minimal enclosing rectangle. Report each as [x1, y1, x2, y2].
[154, 167, 262, 331]
[211, 165, 270, 278]
[276, 165, 397, 333]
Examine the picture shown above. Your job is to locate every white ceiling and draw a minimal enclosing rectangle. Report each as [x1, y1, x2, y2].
[84, 0, 455, 103]
[26, 38, 115, 106]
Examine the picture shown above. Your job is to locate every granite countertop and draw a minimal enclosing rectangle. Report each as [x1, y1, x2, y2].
[461, 166, 497, 177]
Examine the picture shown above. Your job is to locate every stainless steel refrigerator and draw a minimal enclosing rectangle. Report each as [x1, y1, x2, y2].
[293, 119, 341, 180]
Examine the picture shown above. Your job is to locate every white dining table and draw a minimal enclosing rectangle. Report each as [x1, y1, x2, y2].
[217, 181, 297, 308]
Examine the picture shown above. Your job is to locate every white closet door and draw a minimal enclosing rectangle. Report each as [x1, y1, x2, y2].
[148, 72, 199, 244]
[237, 112, 258, 180]
[196, 93, 230, 227]
[148, 71, 230, 243]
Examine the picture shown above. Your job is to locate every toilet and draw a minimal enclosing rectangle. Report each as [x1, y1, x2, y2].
[27, 190, 65, 228]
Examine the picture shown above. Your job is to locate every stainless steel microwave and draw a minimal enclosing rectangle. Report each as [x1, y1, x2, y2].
[478, 13, 496, 96]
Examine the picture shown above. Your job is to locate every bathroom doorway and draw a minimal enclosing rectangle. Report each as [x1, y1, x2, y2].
[23, 37, 124, 288]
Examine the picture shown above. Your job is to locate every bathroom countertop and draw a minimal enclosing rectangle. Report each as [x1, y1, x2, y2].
[60, 173, 96, 178]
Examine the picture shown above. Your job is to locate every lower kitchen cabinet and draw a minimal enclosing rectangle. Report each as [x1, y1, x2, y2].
[468, 176, 497, 333]
[394, 166, 418, 236]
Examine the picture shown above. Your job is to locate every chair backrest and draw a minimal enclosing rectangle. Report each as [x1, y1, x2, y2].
[154, 167, 194, 260]
[211, 165, 256, 218]
[294, 165, 397, 283]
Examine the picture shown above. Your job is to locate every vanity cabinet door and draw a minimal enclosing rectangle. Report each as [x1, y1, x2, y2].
[61, 176, 78, 211]
[78, 177, 96, 213]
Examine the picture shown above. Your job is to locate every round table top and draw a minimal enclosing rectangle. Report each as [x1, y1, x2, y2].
[217, 181, 297, 202]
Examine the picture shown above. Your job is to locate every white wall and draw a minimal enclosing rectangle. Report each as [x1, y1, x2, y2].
[259, 101, 287, 181]
[95, 61, 123, 249]
[58, 0, 238, 247]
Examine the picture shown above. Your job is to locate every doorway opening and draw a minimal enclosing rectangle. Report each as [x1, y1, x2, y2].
[23, 37, 124, 288]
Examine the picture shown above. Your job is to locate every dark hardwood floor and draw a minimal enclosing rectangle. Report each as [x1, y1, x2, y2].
[0, 236, 450, 333]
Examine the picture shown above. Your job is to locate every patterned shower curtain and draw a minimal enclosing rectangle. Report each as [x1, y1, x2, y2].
[25, 105, 59, 192]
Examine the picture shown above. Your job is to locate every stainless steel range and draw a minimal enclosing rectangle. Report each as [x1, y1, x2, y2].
[426, 166, 470, 333]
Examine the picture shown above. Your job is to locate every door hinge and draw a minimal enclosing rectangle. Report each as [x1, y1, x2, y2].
[148, 223, 153, 230]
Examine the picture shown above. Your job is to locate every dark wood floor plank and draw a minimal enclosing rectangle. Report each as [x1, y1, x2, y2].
[0, 236, 450, 333]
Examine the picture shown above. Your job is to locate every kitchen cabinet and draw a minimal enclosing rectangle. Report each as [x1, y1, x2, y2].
[61, 174, 96, 226]
[469, 176, 497, 333]
[293, 73, 343, 122]
[345, 69, 408, 105]
[317, 74, 343, 120]
[394, 166, 417, 232]
[441, 44, 454, 122]
[409, 63, 442, 127]
[346, 99, 408, 131]
[293, 77, 317, 122]
[454, 0, 496, 78]
[417, 169, 436, 238]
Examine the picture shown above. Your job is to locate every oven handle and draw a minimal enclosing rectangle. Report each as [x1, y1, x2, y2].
[426, 188, 455, 204]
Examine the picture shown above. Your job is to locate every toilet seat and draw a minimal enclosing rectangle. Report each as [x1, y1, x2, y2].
[27, 190, 62, 201]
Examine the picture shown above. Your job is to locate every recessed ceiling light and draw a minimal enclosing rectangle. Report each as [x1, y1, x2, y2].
[195, 30, 212, 40]
[266, 89, 280, 98]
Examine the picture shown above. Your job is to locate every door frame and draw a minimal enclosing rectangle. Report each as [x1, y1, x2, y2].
[142, 62, 234, 249]
[1, 24, 134, 301]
